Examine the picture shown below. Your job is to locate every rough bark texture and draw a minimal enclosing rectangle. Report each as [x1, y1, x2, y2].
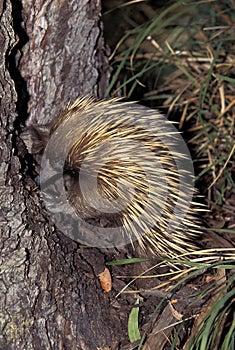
[19, 0, 111, 126]
[0, 1, 127, 349]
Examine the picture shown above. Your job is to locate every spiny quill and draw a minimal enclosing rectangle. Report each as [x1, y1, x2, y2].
[48, 96, 203, 258]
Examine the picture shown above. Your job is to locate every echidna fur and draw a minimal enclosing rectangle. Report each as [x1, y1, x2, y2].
[47, 96, 202, 258]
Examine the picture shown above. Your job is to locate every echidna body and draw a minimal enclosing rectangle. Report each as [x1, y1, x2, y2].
[44, 96, 201, 258]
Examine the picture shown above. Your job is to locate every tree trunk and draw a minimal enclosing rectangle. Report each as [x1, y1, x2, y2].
[0, 1, 126, 349]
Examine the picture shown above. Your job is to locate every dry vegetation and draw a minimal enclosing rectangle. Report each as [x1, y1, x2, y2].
[102, 0, 235, 349]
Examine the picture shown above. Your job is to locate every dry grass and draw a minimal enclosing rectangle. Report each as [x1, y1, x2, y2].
[103, 0, 235, 227]
[102, 0, 235, 348]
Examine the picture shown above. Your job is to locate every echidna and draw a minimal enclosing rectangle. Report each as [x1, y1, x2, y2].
[40, 96, 202, 258]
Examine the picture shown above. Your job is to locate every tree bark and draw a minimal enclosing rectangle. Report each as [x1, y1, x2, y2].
[0, 1, 126, 349]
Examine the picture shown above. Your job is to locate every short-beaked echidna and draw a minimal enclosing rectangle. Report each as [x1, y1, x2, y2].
[43, 96, 202, 258]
